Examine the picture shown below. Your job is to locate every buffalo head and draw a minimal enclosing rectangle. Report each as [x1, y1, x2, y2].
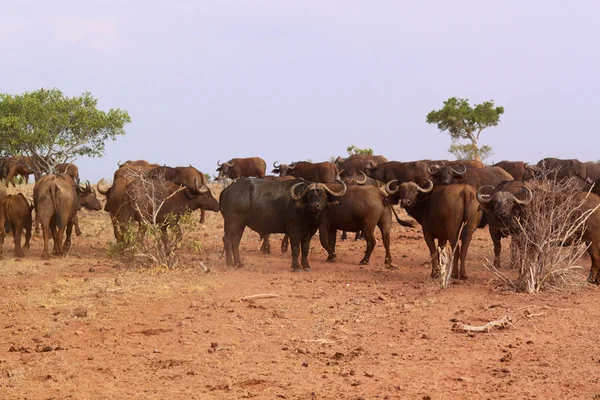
[78, 180, 103, 211]
[216, 160, 235, 180]
[290, 179, 347, 215]
[428, 163, 466, 185]
[272, 161, 294, 177]
[476, 184, 532, 227]
[385, 179, 433, 208]
[186, 178, 220, 212]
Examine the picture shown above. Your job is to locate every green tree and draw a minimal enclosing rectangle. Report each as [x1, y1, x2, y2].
[426, 97, 503, 162]
[0, 88, 130, 174]
[346, 145, 373, 156]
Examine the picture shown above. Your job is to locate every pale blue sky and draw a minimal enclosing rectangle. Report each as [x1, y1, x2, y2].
[2, 1, 598, 181]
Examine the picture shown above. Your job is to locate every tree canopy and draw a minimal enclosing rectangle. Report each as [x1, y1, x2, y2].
[346, 145, 373, 156]
[0, 88, 130, 173]
[426, 97, 503, 161]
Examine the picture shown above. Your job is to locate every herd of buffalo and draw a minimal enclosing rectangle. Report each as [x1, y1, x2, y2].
[1, 155, 599, 284]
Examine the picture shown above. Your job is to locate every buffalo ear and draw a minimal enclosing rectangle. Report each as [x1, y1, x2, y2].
[478, 203, 493, 212]
[327, 200, 341, 207]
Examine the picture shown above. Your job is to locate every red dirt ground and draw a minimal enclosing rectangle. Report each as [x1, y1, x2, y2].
[1, 184, 600, 399]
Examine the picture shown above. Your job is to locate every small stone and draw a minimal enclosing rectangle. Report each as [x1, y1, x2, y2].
[71, 307, 88, 318]
[74, 330, 83, 336]
[88, 267, 96, 273]
[301, 361, 309, 367]
[457, 376, 471, 382]
[115, 276, 123, 286]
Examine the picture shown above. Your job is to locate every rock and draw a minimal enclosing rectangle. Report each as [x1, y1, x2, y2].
[88, 267, 96, 273]
[115, 276, 123, 286]
[71, 307, 88, 318]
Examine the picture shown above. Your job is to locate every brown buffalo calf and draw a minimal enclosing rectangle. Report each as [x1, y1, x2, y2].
[0, 194, 33, 258]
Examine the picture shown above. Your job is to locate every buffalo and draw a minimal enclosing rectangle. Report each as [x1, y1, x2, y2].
[114, 160, 161, 180]
[385, 179, 482, 280]
[1, 156, 38, 187]
[335, 155, 389, 177]
[428, 164, 513, 189]
[34, 174, 102, 259]
[364, 161, 432, 185]
[56, 163, 80, 181]
[318, 183, 412, 266]
[585, 162, 600, 182]
[216, 157, 266, 181]
[148, 165, 211, 223]
[493, 161, 540, 181]
[536, 158, 587, 181]
[0, 194, 33, 259]
[272, 161, 339, 183]
[477, 181, 600, 284]
[220, 177, 347, 271]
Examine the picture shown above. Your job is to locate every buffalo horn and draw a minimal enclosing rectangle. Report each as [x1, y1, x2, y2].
[356, 171, 367, 184]
[273, 161, 280, 168]
[415, 179, 434, 193]
[385, 179, 399, 194]
[226, 160, 235, 167]
[117, 160, 124, 167]
[476, 185, 495, 204]
[427, 164, 441, 175]
[514, 186, 533, 205]
[319, 179, 347, 197]
[216, 160, 222, 167]
[193, 177, 209, 193]
[96, 178, 112, 194]
[290, 182, 309, 200]
[450, 164, 467, 175]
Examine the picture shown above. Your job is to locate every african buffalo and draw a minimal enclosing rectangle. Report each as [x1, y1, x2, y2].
[97, 177, 134, 243]
[364, 161, 432, 184]
[493, 161, 540, 181]
[1, 156, 38, 187]
[428, 164, 513, 189]
[216, 157, 266, 181]
[56, 163, 80, 181]
[0, 194, 33, 259]
[335, 155, 389, 177]
[113, 160, 161, 180]
[536, 158, 587, 181]
[220, 177, 347, 271]
[477, 181, 600, 284]
[318, 184, 412, 266]
[148, 165, 212, 223]
[272, 161, 339, 183]
[585, 162, 600, 182]
[385, 179, 482, 280]
[34, 174, 101, 259]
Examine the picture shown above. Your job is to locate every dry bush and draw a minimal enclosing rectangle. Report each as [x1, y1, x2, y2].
[487, 172, 599, 293]
[109, 171, 195, 269]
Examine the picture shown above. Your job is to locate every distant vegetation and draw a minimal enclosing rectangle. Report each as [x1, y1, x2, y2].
[0, 88, 130, 173]
[426, 97, 503, 162]
[346, 145, 373, 156]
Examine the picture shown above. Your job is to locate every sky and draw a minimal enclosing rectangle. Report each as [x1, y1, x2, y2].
[1, 1, 599, 181]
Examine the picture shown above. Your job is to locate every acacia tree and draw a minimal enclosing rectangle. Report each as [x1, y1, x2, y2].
[0, 88, 130, 174]
[346, 145, 373, 156]
[426, 97, 504, 162]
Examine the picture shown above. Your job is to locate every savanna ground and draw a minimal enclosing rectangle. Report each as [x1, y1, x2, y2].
[1, 183, 600, 400]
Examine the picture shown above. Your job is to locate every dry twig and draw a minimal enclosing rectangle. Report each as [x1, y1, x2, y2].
[452, 315, 512, 333]
[239, 293, 280, 302]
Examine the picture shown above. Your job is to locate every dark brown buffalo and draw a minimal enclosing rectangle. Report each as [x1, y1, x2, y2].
[339, 172, 377, 241]
[220, 177, 347, 271]
[97, 177, 134, 243]
[1, 156, 38, 187]
[585, 162, 600, 182]
[428, 164, 513, 189]
[475, 181, 533, 268]
[477, 181, 600, 284]
[272, 161, 339, 183]
[493, 161, 540, 181]
[56, 163, 80, 181]
[318, 184, 412, 266]
[385, 179, 482, 280]
[113, 160, 160, 180]
[536, 158, 587, 181]
[0, 194, 33, 259]
[335, 155, 389, 177]
[34, 174, 102, 259]
[364, 161, 432, 184]
[148, 165, 212, 223]
[216, 157, 266, 180]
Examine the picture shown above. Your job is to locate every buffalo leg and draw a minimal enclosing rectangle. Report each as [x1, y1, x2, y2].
[289, 234, 302, 272]
[300, 235, 312, 271]
[0, 218, 4, 260]
[423, 231, 440, 278]
[13, 223, 25, 258]
[359, 229, 376, 265]
[281, 234, 289, 254]
[341, 231, 348, 241]
[458, 226, 477, 280]
[223, 234, 234, 266]
[378, 219, 393, 266]
[51, 218, 61, 256]
[489, 227, 503, 269]
[318, 226, 336, 262]
[41, 222, 51, 260]
[63, 221, 74, 254]
[199, 209, 206, 224]
[355, 231, 363, 241]
[587, 242, 600, 284]
[230, 227, 245, 267]
[74, 214, 82, 236]
[259, 234, 271, 254]
[34, 211, 40, 234]
[24, 218, 31, 250]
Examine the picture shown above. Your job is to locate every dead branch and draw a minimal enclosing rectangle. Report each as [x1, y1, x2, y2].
[452, 315, 512, 333]
[239, 293, 280, 302]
